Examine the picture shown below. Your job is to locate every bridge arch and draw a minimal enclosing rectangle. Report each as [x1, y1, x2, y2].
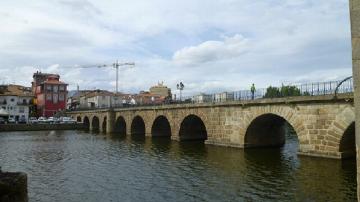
[131, 116, 146, 136]
[179, 114, 207, 141]
[339, 122, 355, 159]
[92, 116, 100, 132]
[326, 107, 356, 158]
[83, 116, 90, 130]
[151, 115, 171, 137]
[114, 116, 127, 135]
[244, 113, 297, 148]
[102, 116, 107, 133]
[76, 116, 82, 122]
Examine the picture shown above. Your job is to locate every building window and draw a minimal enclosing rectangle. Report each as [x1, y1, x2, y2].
[10, 98, 14, 102]
[59, 85, 65, 91]
[46, 85, 52, 91]
[19, 107, 24, 113]
[53, 85, 58, 93]
[53, 94, 58, 104]
[46, 94, 52, 101]
[59, 94, 64, 101]
[23, 99, 27, 104]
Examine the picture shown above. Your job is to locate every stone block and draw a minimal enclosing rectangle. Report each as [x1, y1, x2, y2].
[350, 8, 360, 37]
[327, 141, 338, 147]
[309, 130, 318, 135]
[334, 121, 346, 131]
[351, 0, 360, 11]
[354, 60, 360, 89]
[353, 37, 360, 60]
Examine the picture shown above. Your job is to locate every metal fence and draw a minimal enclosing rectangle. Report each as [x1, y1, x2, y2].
[70, 77, 353, 111]
[182, 77, 353, 102]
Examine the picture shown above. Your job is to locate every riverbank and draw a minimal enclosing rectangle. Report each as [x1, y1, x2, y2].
[0, 124, 84, 132]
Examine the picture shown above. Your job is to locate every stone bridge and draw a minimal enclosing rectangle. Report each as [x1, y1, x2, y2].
[67, 94, 355, 159]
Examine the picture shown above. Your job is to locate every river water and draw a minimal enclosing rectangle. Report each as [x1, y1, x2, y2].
[0, 130, 356, 201]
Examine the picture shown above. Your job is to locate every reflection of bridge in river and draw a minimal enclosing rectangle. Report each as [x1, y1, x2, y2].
[68, 93, 355, 160]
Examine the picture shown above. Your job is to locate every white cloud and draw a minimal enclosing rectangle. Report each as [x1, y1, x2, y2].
[173, 34, 250, 65]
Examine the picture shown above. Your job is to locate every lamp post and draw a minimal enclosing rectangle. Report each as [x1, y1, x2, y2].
[176, 82, 184, 102]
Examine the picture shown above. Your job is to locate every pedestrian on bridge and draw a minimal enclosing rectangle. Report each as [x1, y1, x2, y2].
[251, 83, 256, 100]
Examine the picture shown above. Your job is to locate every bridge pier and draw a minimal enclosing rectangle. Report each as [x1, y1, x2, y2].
[350, 0, 360, 199]
[106, 110, 115, 134]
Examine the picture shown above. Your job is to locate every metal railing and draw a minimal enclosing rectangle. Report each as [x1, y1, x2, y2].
[69, 77, 353, 111]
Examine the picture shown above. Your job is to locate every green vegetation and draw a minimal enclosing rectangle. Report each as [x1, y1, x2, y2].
[264, 84, 302, 98]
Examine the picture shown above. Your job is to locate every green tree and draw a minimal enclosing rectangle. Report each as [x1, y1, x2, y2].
[264, 86, 281, 98]
[264, 85, 302, 98]
[280, 85, 301, 97]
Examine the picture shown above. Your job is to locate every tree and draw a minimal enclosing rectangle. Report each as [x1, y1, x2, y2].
[280, 85, 301, 97]
[264, 86, 281, 98]
[264, 85, 302, 98]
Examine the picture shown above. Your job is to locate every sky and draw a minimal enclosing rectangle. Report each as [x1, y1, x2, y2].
[0, 0, 353, 96]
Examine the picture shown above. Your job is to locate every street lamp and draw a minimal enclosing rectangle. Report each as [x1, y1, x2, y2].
[176, 82, 184, 102]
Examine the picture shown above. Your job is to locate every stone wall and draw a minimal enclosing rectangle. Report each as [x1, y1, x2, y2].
[349, 0, 360, 199]
[69, 94, 355, 159]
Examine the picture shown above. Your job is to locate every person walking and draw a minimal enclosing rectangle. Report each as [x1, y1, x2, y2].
[250, 83, 256, 100]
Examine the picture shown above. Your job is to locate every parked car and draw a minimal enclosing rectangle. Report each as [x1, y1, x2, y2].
[18, 116, 27, 124]
[38, 117, 47, 124]
[53, 117, 60, 124]
[47, 117, 55, 124]
[60, 117, 77, 124]
[29, 117, 38, 124]
[8, 117, 16, 124]
[0, 117, 6, 124]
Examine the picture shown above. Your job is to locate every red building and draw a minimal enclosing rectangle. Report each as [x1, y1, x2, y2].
[32, 72, 68, 117]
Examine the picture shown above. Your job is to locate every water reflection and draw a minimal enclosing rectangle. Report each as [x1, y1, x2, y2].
[0, 130, 356, 201]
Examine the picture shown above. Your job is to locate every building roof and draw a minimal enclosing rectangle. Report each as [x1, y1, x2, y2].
[81, 90, 114, 99]
[33, 71, 59, 78]
[0, 85, 33, 97]
[69, 90, 93, 98]
[42, 80, 67, 85]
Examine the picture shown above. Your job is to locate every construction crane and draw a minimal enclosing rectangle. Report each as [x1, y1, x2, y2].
[66, 60, 135, 93]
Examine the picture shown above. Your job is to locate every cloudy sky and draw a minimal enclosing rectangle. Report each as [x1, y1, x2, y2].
[0, 0, 353, 95]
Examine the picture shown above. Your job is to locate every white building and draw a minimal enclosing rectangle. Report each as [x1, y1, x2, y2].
[79, 90, 127, 108]
[192, 93, 213, 103]
[214, 92, 234, 102]
[0, 85, 33, 122]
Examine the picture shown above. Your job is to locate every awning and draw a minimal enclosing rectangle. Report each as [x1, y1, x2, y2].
[0, 108, 9, 116]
